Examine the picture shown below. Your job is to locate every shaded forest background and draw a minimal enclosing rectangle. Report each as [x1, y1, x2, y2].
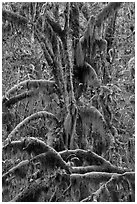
[2, 2, 135, 202]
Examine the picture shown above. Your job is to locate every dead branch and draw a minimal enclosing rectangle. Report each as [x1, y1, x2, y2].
[56, 184, 71, 201]
[49, 185, 58, 201]
[81, 179, 111, 202]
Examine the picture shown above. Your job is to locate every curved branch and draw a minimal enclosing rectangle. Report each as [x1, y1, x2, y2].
[7, 111, 59, 140]
[23, 137, 58, 156]
[30, 151, 71, 174]
[60, 149, 110, 164]
[3, 148, 71, 186]
[5, 79, 56, 97]
[60, 149, 127, 174]
[3, 137, 55, 156]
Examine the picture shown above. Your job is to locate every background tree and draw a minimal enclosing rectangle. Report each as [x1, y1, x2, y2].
[2, 2, 135, 202]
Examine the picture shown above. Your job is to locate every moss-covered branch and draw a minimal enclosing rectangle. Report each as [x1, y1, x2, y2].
[60, 149, 110, 165]
[30, 151, 71, 174]
[3, 137, 55, 156]
[7, 111, 59, 140]
[3, 150, 71, 185]
[3, 90, 39, 108]
[72, 164, 125, 174]
[23, 137, 58, 156]
[5, 79, 56, 97]
[4, 142, 127, 175]
[60, 149, 127, 174]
